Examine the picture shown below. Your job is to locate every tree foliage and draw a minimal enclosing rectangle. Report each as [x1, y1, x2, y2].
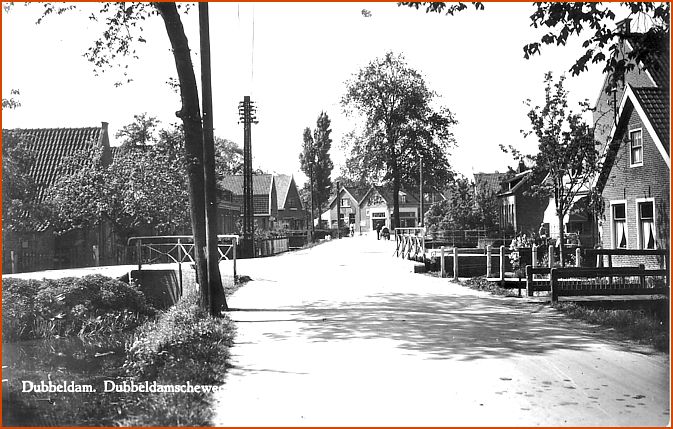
[341, 52, 456, 228]
[400, 2, 670, 84]
[424, 175, 498, 232]
[47, 125, 192, 241]
[299, 112, 334, 216]
[116, 113, 160, 149]
[507, 73, 602, 262]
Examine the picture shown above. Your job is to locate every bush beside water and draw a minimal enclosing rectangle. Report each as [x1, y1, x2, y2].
[2, 275, 156, 341]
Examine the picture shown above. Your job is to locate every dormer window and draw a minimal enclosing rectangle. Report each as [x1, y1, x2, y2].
[341, 198, 350, 207]
[630, 129, 643, 166]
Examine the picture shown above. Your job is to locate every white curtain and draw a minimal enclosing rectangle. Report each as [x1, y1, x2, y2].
[642, 220, 655, 249]
[616, 220, 626, 248]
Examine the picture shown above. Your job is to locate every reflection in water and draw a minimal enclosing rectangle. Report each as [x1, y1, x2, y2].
[2, 334, 132, 426]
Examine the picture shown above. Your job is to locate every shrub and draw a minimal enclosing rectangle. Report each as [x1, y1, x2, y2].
[2, 275, 155, 341]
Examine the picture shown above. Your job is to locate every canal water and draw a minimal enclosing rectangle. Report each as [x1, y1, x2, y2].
[3, 334, 132, 426]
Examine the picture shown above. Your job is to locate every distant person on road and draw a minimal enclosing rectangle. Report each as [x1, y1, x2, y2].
[349, 224, 354, 237]
[376, 223, 382, 240]
[381, 225, 390, 240]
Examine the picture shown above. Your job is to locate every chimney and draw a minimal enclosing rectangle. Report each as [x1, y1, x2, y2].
[517, 159, 526, 173]
[616, 18, 631, 36]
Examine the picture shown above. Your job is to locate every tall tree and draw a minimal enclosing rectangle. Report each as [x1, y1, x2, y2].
[341, 52, 456, 228]
[299, 127, 316, 226]
[299, 113, 334, 219]
[312, 112, 334, 215]
[507, 73, 601, 265]
[401, 2, 670, 85]
[27, 2, 226, 315]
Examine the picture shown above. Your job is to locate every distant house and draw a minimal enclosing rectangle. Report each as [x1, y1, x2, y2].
[2, 123, 114, 273]
[359, 186, 421, 232]
[496, 165, 548, 236]
[321, 186, 369, 232]
[216, 187, 241, 235]
[473, 172, 507, 197]
[274, 174, 306, 230]
[219, 174, 278, 231]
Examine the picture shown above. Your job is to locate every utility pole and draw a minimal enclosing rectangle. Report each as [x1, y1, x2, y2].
[335, 180, 341, 239]
[239, 96, 258, 257]
[419, 153, 424, 228]
[199, 2, 227, 315]
[309, 162, 315, 239]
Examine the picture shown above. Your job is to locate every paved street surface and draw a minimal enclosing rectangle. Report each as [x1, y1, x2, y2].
[212, 235, 670, 426]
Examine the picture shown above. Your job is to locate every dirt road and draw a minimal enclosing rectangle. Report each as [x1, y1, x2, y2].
[211, 236, 669, 425]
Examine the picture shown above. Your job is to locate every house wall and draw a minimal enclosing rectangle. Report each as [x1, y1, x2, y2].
[325, 190, 362, 232]
[276, 180, 306, 230]
[601, 104, 670, 268]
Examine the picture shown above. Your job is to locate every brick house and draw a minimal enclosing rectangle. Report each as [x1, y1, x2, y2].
[596, 82, 669, 263]
[274, 174, 306, 230]
[2, 123, 114, 273]
[216, 187, 241, 235]
[219, 174, 278, 231]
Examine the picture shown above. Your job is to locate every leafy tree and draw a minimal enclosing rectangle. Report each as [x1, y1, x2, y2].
[473, 181, 500, 232]
[299, 112, 334, 219]
[26, 2, 225, 314]
[506, 73, 601, 265]
[342, 52, 456, 228]
[214, 137, 244, 179]
[424, 176, 477, 232]
[2, 91, 46, 237]
[115, 113, 160, 150]
[47, 125, 192, 242]
[400, 2, 670, 84]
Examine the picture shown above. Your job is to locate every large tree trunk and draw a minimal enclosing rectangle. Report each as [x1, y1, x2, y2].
[557, 211, 566, 267]
[390, 142, 400, 229]
[155, 3, 210, 311]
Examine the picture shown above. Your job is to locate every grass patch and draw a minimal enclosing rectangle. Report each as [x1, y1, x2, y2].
[459, 275, 520, 297]
[552, 301, 669, 353]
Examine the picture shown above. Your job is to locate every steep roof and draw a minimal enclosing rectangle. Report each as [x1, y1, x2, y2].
[5, 124, 111, 203]
[631, 86, 670, 153]
[274, 174, 293, 209]
[474, 172, 507, 195]
[219, 174, 274, 196]
[372, 185, 420, 205]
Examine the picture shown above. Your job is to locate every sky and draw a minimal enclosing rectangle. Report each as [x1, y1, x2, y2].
[3, 2, 621, 185]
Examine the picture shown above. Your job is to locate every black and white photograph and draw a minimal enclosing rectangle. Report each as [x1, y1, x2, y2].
[2, 2, 670, 426]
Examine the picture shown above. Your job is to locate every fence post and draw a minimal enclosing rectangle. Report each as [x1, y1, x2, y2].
[92, 245, 100, 267]
[136, 240, 142, 271]
[486, 245, 492, 277]
[532, 245, 538, 268]
[548, 245, 555, 268]
[453, 246, 459, 281]
[233, 238, 238, 283]
[575, 247, 581, 267]
[177, 239, 183, 297]
[440, 246, 446, 278]
[10, 250, 17, 274]
[499, 245, 505, 281]
[526, 265, 533, 297]
[639, 263, 646, 287]
[550, 268, 558, 303]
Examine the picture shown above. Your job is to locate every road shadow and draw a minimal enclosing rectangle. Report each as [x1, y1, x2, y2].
[258, 292, 624, 361]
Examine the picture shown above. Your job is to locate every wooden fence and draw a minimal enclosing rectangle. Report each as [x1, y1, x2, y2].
[549, 265, 668, 302]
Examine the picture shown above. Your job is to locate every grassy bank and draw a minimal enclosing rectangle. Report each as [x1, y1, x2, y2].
[552, 302, 669, 352]
[459, 275, 519, 297]
[118, 291, 236, 425]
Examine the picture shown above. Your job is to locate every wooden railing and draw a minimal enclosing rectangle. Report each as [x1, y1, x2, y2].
[127, 234, 239, 280]
[395, 228, 426, 260]
[549, 265, 669, 302]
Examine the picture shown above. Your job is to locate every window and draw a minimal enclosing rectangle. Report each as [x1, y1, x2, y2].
[400, 195, 407, 203]
[612, 203, 627, 248]
[638, 201, 655, 249]
[340, 198, 350, 207]
[630, 129, 643, 166]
